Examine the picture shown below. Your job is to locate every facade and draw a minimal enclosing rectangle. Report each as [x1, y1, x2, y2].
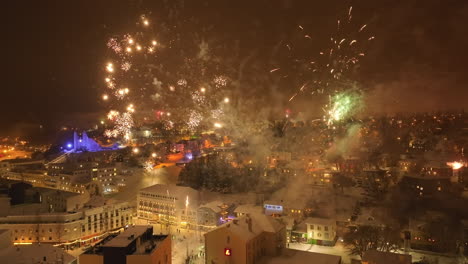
[138, 184, 199, 227]
[400, 174, 451, 198]
[48, 161, 124, 194]
[80, 225, 171, 264]
[204, 214, 286, 264]
[408, 211, 456, 252]
[197, 201, 223, 228]
[305, 217, 337, 246]
[0, 200, 134, 247]
[69, 131, 118, 153]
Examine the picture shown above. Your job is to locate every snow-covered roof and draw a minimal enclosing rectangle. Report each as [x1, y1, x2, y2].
[104, 225, 151, 248]
[304, 217, 336, 227]
[199, 201, 223, 213]
[206, 213, 284, 243]
[140, 184, 198, 198]
[0, 244, 75, 264]
[362, 250, 411, 264]
[267, 249, 341, 264]
[234, 204, 263, 215]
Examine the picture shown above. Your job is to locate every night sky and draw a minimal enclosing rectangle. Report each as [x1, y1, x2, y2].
[2, 0, 468, 134]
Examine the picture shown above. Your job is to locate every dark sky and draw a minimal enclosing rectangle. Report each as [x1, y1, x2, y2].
[2, 0, 468, 134]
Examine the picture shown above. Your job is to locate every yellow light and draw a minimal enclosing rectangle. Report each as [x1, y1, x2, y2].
[136, 45, 142, 51]
[106, 63, 114, 72]
[224, 97, 230, 103]
[166, 112, 171, 116]
[124, 88, 129, 94]
[133, 148, 139, 154]
[128, 38, 134, 44]
[126, 47, 132, 53]
[143, 20, 149, 26]
[102, 94, 109, 100]
[105, 77, 111, 83]
[152, 40, 157, 46]
[214, 123, 222, 128]
[447, 161, 464, 170]
[200, 87, 206, 93]
[152, 153, 157, 158]
[118, 89, 125, 95]
[14, 242, 32, 245]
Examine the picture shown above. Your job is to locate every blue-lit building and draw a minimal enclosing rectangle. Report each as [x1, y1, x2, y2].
[66, 131, 118, 153]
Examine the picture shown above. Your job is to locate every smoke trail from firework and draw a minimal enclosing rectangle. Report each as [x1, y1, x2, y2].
[100, 14, 234, 141]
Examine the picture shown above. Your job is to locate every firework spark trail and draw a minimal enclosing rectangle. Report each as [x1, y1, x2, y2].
[101, 15, 234, 140]
[286, 6, 373, 104]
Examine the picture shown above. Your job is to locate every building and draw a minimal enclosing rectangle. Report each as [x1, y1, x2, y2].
[204, 213, 286, 264]
[68, 131, 119, 153]
[47, 161, 124, 194]
[361, 250, 411, 264]
[0, 197, 134, 247]
[234, 204, 263, 218]
[80, 225, 171, 264]
[399, 174, 451, 198]
[0, 242, 76, 264]
[0, 180, 89, 213]
[197, 201, 229, 228]
[137, 184, 199, 227]
[304, 217, 337, 246]
[408, 211, 462, 253]
[266, 249, 341, 264]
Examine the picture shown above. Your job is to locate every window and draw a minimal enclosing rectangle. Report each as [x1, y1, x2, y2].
[309, 225, 314, 230]
[317, 226, 321, 231]
[325, 233, 329, 239]
[317, 233, 322, 237]
[49, 237, 52, 240]
[324, 226, 328, 231]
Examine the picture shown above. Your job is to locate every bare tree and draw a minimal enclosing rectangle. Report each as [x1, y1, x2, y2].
[343, 225, 401, 258]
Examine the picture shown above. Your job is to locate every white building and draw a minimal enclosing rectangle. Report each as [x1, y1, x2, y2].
[137, 184, 199, 227]
[305, 217, 337, 246]
[0, 199, 134, 247]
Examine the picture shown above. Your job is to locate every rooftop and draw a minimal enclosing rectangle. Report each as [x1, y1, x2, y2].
[140, 184, 198, 198]
[0, 244, 75, 264]
[207, 213, 284, 242]
[362, 250, 412, 264]
[104, 225, 151, 248]
[199, 200, 223, 213]
[234, 204, 263, 215]
[267, 249, 341, 264]
[304, 217, 336, 226]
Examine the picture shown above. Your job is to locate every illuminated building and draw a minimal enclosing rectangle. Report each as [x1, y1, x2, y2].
[65, 131, 119, 153]
[204, 214, 286, 264]
[137, 184, 199, 227]
[197, 201, 234, 228]
[0, 191, 133, 247]
[304, 217, 337, 246]
[80, 226, 171, 264]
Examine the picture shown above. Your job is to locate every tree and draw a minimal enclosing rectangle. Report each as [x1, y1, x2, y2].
[333, 173, 354, 193]
[343, 225, 401, 258]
